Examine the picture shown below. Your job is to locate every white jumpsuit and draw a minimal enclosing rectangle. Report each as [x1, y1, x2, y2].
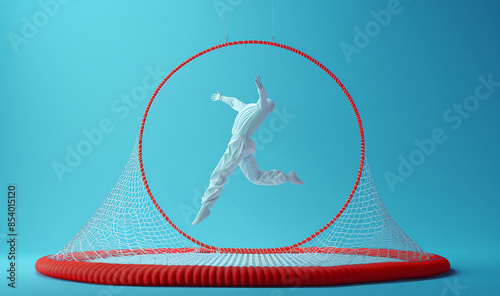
[201, 95, 287, 209]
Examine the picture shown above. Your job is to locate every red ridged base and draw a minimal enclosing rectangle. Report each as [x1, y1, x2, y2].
[35, 253, 450, 287]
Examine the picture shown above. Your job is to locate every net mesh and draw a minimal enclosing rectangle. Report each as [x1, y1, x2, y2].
[51, 135, 431, 267]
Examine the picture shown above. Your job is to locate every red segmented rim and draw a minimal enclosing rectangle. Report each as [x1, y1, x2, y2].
[138, 40, 365, 253]
[36, 249, 450, 287]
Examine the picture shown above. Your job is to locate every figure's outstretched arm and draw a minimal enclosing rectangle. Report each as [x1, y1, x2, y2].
[255, 75, 268, 110]
[211, 90, 246, 112]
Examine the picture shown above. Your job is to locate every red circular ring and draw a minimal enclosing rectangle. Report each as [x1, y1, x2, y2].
[138, 40, 365, 254]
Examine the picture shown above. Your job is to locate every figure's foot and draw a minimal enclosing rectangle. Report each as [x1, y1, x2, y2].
[286, 170, 304, 185]
[192, 204, 211, 225]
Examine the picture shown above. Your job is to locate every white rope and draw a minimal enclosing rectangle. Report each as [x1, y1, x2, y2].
[272, 0, 275, 42]
[226, 0, 228, 43]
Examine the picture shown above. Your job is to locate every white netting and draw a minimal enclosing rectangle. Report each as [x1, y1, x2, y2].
[300, 160, 430, 265]
[51, 135, 430, 266]
[52, 137, 197, 261]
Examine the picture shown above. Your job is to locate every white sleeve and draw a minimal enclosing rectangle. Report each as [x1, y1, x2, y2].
[220, 96, 247, 112]
[257, 97, 268, 110]
[256, 85, 268, 110]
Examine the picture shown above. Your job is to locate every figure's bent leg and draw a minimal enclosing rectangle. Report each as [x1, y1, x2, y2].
[192, 140, 246, 225]
[239, 155, 304, 185]
[239, 154, 298, 185]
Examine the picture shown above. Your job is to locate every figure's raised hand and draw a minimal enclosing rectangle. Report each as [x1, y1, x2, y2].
[210, 90, 222, 101]
[255, 75, 267, 99]
[255, 75, 263, 89]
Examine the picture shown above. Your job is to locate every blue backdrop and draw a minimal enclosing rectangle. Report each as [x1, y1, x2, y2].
[1, 0, 499, 295]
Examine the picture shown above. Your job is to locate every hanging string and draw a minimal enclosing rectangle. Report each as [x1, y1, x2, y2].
[272, 0, 275, 42]
[226, 0, 228, 43]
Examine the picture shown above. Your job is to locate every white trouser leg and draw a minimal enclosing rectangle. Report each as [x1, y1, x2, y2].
[201, 138, 252, 208]
[239, 154, 287, 185]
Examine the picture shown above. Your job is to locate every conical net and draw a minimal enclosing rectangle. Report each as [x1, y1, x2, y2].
[51, 135, 431, 267]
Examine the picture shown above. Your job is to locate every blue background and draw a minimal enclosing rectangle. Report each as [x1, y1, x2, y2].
[1, 0, 499, 295]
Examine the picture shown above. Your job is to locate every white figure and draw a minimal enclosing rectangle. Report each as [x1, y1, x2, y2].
[192, 76, 303, 225]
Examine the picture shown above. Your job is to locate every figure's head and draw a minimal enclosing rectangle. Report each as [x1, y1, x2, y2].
[268, 99, 275, 112]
